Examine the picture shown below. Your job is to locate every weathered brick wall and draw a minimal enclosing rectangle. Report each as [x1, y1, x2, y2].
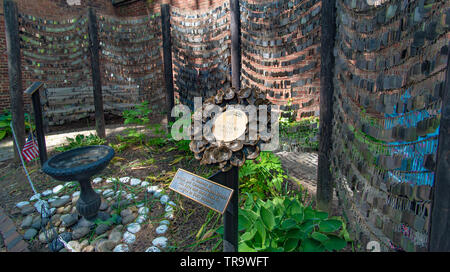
[331, 0, 449, 251]
[115, 0, 227, 16]
[241, 0, 322, 120]
[0, 0, 115, 113]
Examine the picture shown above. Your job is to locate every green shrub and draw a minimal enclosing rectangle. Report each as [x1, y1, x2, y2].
[236, 194, 350, 252]
[55, 134, 106, 152]
[239, 151, 287, 199]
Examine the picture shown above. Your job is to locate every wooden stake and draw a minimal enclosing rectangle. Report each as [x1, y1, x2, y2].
[4, 0, 25, 162]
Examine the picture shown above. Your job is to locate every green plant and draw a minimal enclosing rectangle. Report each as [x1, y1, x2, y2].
[0, 110, 35, 141]
[239, 151, 287, 199]
[55, 134, 106, 152]
[235, 194, 350, 252]
[280, 116, 319, 150]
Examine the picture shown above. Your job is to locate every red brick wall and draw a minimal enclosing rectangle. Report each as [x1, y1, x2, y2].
[0, 0, 226, 113]
[115, 0, 226, 16]
[0, 0, 115, 113]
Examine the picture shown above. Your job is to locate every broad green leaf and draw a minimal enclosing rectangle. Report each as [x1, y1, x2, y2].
[315, 211, 329, 220]
[255, 220, 266, 246]
[300, 238, 325, 252]
[260, 206, 275, 231]
[323, 235, 348, 251]
[286, 228, 306, 240]
[284, 238, 299, 252]
[311, 232, 329, 243]
[299, 220, 315, 235]
[238, 242, 257, 252]
[319, 219, 343, 233]
[280, 218, 297, 230]
[238, 213, 251, 230]
[240, 228, 257, 242]
[0, 130, 6, 140]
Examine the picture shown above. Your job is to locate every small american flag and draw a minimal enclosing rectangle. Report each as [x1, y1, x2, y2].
[22, 133, 39, 162]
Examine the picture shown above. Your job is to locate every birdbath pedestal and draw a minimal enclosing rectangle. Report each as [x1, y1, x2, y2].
[42, 145, 115, 220]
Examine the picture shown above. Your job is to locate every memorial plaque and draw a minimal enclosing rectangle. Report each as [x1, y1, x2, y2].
[212, 108, 248, 142]
[169, 169, 234, 214]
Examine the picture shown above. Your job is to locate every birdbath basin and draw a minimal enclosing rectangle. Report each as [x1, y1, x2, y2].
[42, 145, 115, 220]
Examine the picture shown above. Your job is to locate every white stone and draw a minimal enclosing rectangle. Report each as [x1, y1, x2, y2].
[130, 178, 141, 186]
[147, 185, 159, 194]
[34, 200, 50, 215]
[52, 185, 64, 194]
[140, 181, 150, 187]
[16, 201, 30, 208]
[152, 237, 168, 248]
[165, 205, 173, 213]
[115, 190, 126, 197]
[126, 193, 135, 200]
[29, 193, 41, 202]
[136, 203, 145, 208]
[95, 189, 102, 193]
[92, 177, 102, 184]
[67, 241, 82, 252]
[65, 182, 76, 188]
[156, 224, 168, 235]
[159, 220, 170, 226]
[60, 195, 70, 200]
[72, 191, 80, 198]
[113, 244, 129, 252]
[160, 195, 169, 204]
[145, 246, 161, 252]
[106, 178, 115, 184]
[123, 231, 136, 244]
[48, 197, 58, 203]
[119, 177, 130, 184]
[165, 212, 174, 220]
[42, 189, 53, 197]
[138, 207, 149, 215]
[103, 189, 114, 197]
[127, 223, 141, 234]
[136, 215, 147, 224]
[154, 189, 163, 198]
[167, 201, 176, 208]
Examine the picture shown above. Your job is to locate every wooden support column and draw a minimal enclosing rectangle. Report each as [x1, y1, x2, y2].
[230, 0, 241, 91]
[4, 0, 25, 162]
[317, 0, 336, 212]
[87, 7, 106, 139]
[24, 82, 47, 166]
[429, 43, 450, 252]
[209, 166, 239, 252]
[161, 4, 175, 125]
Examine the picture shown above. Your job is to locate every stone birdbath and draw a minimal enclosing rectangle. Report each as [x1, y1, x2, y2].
[42, 145, 115, 220]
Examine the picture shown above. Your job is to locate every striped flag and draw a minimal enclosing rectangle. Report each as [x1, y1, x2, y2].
[22, 133, 39, 162]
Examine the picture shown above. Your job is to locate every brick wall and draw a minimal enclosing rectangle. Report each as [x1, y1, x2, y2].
[115, 0, 226, 16]
[0, 0, 116, 113]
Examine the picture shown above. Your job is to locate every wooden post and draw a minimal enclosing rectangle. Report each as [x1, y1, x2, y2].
[317, 0, 336, 212]
[87, 7, 106, 139]
[209, 166, 239, 252]
[428, 43, 450, 251]
[4, 0, 25, 162]
[161, 4, 175, 125]
[24, 82, 47, 166]
[230, 0, 241, 91]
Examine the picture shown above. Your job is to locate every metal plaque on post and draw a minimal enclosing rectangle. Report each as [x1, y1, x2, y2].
[169, 169, 234, 214]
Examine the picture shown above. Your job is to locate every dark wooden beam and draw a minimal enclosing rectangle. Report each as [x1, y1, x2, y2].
[4, 0, 25, 162]
[87, 8, 106, 139]
[429, 43, 450, 252]
[230, 0, 241, 91]
[317, 0, 336, 212]
[209, 166, 239, 252]
[24, 82, 47, 166]
[161, 4, 175, 125]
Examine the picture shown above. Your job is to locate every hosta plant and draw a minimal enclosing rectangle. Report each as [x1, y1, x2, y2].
[237, 194, 350, 252]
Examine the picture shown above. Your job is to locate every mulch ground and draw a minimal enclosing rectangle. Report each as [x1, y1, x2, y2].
[0, 114, 223, 252]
